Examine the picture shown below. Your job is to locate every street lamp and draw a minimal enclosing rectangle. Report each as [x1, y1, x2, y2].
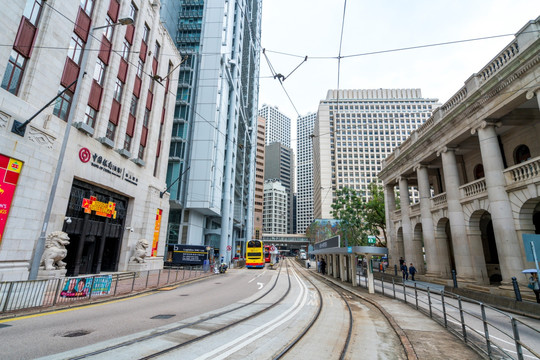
[28, 17, 133, 280]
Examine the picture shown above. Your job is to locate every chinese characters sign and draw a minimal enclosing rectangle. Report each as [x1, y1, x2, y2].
[152, 209, 162, 257]
[0, 154, 23, 245]
[82, 196, 117, 218]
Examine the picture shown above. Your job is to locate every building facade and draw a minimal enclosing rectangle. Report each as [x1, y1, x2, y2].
[296, 112, 316, 234]
[313, 89, 439, 219]
[259, 104, 291, 148]
[0, 0, 181, 280]
[264, 142, 295, 233]
[263, 179, 287, 234]
[253, 116, 265, 240]
[379, 17, 540, 290]
[160, 0, 262, 261]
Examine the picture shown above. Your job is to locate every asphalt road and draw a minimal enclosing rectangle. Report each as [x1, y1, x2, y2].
[0, 268, 275, 359]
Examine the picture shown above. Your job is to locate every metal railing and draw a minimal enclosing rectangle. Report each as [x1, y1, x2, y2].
[359, 275, 540, 360]
[0, 265, 210, 314]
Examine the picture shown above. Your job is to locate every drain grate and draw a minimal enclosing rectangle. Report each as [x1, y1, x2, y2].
[0, 324, 12, 329]
[151, 314, 176, 319]
[62, 330, 91, 337]
[214, 282, 221, 284]
[179, 294, 189, 296]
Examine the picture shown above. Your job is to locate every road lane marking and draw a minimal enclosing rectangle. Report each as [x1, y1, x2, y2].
[248, 270, 266, 283]
[257, 282, 264, 289]
[0, 292, 152, 324]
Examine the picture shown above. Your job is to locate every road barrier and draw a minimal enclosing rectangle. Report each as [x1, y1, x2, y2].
[359, 275, 540, 360]
[0, 265, 210, 314]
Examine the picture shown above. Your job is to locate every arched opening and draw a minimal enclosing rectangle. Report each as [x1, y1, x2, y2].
[413, 222, 425, 273]
[396, 227, 405, 263]
[473, 164, 484, 180]
[435, 218, 454, 277]
[534, 211, 540, 234]
[479, 212, 501, 284]
[514, 144, 531, 164]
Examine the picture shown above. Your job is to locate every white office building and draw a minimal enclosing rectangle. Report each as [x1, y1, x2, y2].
[259, 104, 291, 148]
[296, 112, 316, 233]
[313, 89, 439, 219]
[263, 179, 288, 234]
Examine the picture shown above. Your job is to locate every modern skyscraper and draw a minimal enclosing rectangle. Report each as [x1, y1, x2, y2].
[296, 112, 317, 234]
[259, 104, 291, 148]
[263, 179, 288, 234]
[253, 116, 266, 240]
[313, 89, 439, 219]
[160, 0, 262, 262]
[264, 142, 295, 233]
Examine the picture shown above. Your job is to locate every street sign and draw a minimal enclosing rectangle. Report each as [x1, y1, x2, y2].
[226, 245, 232, 251]
[368, 235, 376, 244]
[348, 246, 352, 253]
[270, 245, 276, 252]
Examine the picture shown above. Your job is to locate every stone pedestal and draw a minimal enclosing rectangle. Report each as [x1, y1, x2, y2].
[127, 263, 149, 272]
[37, 268, 67, 280]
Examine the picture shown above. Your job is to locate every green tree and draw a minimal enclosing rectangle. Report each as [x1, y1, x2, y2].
[330, 187, 367, 246]
[363, 182, 387, 246]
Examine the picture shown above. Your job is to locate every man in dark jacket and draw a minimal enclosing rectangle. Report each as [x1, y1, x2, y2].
[409, 263, 417, 281]
[401, 263, 408, 280]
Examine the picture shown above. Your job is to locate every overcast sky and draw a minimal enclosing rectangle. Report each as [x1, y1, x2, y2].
[258, 1, 540, 144]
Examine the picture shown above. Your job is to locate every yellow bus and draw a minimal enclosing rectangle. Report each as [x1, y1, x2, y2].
[246, 240, 264, 268]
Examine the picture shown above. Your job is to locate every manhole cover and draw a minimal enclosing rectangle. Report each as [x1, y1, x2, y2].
[214, 282, 221, 284]
[151, 314, 176, 319]
[180, 294, 189, 296]
[62, 330, 91, 337]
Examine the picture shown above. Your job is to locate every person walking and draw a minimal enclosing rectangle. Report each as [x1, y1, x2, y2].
[321, 259, 326, 275]
[401, 263, 408, 280]
[529, 273, 540, 303]
[409, 263, 417, 281]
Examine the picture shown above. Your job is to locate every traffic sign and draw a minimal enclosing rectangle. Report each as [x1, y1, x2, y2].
[368, 236, 376, 244]
[270, 245, 276, 252]
[226, 245, 232, 251]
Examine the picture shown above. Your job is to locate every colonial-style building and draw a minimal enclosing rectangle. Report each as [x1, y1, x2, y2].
[0, 0, 180, 280]
[379, 17, 540, 290]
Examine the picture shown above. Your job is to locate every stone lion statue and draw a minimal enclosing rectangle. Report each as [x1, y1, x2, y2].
[40, 231, 70, 270]
[130, 239, 149, 263]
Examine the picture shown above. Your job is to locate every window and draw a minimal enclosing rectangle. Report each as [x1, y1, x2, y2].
[514, 144, 531, 164]
[129, 2, 138, 22]
[142, 24, 150, 43]
[124, 134, 132, 151]
[1, 50, 26, 95]
[67, 35, 85, 65]
[113, 79, 123, 101]
[138, 144, 145, 160]
[93, 59, 106, 85]
[52, 86, 73, 120]
[84, 106, 97, 127]
[154, 42, 161, 58]
[80, 0, 94, 16]
[130, 95, 138, 116]
[121, 40, 131, 60]
[106, 121, 116, 140]
[136, 59, 144, 77]
[143, 108, 150, 127]
[23, 0, 44, 26]
[103, 16, 115, 41]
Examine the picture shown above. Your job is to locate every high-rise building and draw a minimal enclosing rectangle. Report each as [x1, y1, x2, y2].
[264, 142, 295, 233]
[259, 104, 291, 148]
[253, 116, 266, 240]
[296, 112, 317, 233]
[313, 89, 439, 219]
[0, 0, 181, 280]
[263, 179, 287, 234]
[160, 0, 262, 261]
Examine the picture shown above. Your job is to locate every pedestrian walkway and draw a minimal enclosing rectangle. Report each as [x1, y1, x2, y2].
[315, 272, 482, 359]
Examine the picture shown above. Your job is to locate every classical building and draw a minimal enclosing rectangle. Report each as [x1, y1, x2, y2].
[159, 0, 262, 261]
[259, 104, 291, 148]
[253, 116, 266, 240]
[296, 112, 316, 234]
[0, 0, 181, 280]
[379, 17, 540, 289]
[263, 179, 288, 234]
[264, 142, 295, 233]
[313, 89, 439, 219]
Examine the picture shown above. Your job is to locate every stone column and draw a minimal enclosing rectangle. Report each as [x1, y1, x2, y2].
[384, 183, 398, 268]
[351, 255, 358, 286]
[474, 122, 524, 283]
[416, 165, 440, 276]
[399, 178, 421, 269]
[439, 148, 476, 281]
[333, 254, 338, 279]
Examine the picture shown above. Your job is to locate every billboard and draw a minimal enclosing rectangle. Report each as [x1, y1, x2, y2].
[169, 244, 209, 265]
[0, 154, 23, 245]
[60, 275, 112, 298]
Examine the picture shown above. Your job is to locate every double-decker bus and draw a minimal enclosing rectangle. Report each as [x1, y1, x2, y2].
[246, 240, 264, 268]
[264, 245, 271, 263]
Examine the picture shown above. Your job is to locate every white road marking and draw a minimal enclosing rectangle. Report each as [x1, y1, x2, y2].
[248, 270, 266, 283]
[195, 269, 308, 360]
[257, 282, 264, 289]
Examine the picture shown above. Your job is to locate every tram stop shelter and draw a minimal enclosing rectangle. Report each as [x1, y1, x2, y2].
[311, 236, 388, 294]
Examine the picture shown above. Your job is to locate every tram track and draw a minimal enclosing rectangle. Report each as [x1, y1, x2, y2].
[67, 261, 291, 360]
[274, 260, 354, 360]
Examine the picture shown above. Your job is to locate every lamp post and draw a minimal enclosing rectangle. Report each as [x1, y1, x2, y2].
[28, 17, 133, 280]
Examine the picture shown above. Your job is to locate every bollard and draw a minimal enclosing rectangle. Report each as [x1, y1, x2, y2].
[452, 269, 458, 288]
[394, 264, 398, 276]
[414, 282, 418, 310]
[511, 277, 522, 302]
[392, 278, 396, 299]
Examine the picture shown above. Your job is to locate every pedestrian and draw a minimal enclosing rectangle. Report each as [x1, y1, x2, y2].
[401, 263, 408, 280]
[399, 257, 405, 267]
[409, 263, 417, 281]
[317, 259, 321, 273]
[529, 273, 540, 303]
[306, 259, 311, 269]
[321, 259, 326, 275]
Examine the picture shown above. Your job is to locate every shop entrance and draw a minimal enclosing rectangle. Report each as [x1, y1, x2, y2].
[63, 179, 128, 276]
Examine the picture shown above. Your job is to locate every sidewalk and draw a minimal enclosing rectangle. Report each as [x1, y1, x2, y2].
[319, 273, 483, 360]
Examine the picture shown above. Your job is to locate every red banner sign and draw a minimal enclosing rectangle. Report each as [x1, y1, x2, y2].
[0, 154, 23, 245]
[152, 209, 162, 257]
[81, 196, 117, 218]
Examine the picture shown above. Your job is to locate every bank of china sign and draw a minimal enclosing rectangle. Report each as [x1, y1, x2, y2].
[79, 147, 138, 186]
